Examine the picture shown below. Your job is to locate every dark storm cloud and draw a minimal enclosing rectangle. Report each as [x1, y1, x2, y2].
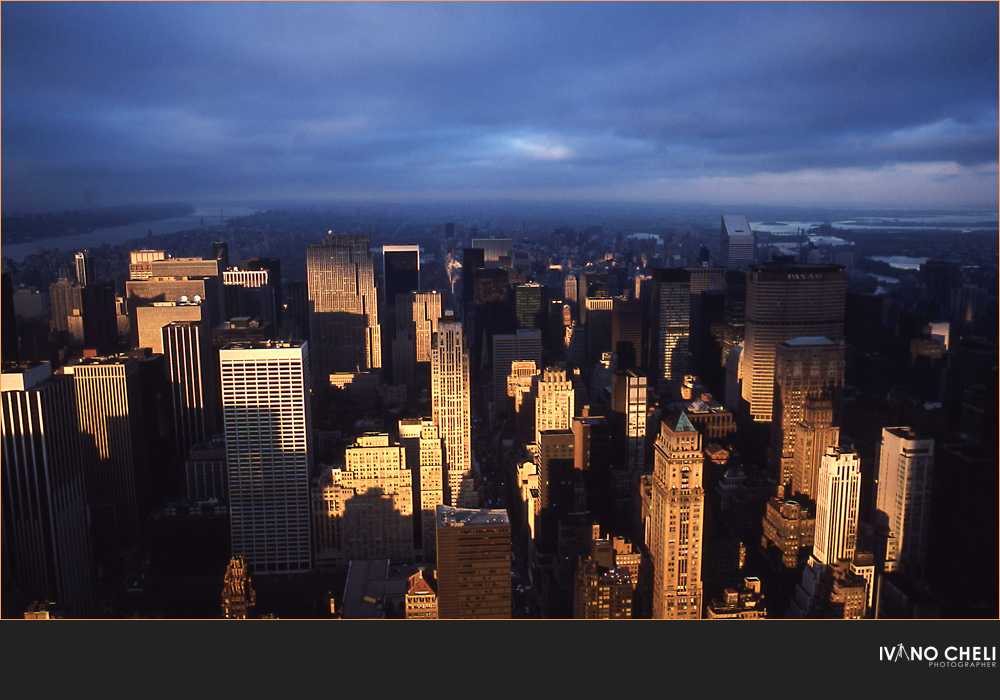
[2, 1, 996, 210]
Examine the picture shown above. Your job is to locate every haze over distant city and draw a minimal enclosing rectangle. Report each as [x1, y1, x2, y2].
[2, 1, 997, 213]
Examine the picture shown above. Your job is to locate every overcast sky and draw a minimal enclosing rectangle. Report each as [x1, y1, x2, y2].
[2, 1, 997, 212]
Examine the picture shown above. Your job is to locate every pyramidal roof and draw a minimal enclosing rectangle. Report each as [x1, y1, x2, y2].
[664, 409, 696, 433]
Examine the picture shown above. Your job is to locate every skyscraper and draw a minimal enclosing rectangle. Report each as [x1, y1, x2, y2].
[223, 268, 276, 327]
[648, 268, 690, 394]
[312, 433, 414, 569]
[74, 249, 96, 287]
[307, 233, 381, 382]
[162, 319, 214, 456]
[585, 296, 615, 367]
[875, 427, 934, 578]
[649, 410, 705, 619]
[220, 341, 312, 574]
[392, 290, 442, 393]
[813, 446, 861, 566]
[1, 362, 94, 616]
[63, 355, 149, 548]
[535, 367, 575, 438]
[431, 315, 475, 508]
[741, 264, 846, 423]
[492, 328, 542, 413]
[381, 245, 421, 383]
[720, 214, 755, 270]
[771, 337, 845, 491]
[471, 238, 513, 269]
[435, 505, 511, 619]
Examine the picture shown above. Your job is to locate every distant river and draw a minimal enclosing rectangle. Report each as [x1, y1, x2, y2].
[1, 205, 257, 263]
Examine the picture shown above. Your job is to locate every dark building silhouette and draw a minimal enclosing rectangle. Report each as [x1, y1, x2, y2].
[435, 505, 511, 619]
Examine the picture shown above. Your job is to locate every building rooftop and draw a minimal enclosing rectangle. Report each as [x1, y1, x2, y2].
[783, 336, 838, 346]
[436, 505, 510, 528]
[722, 214, 754, 238]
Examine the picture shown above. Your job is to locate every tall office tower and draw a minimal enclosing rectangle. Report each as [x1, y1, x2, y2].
[515, 282, 547, 332]
[535, 367, 575, 438]
[62, 355, 148, 550]
[610, 370, 648, 473]
[461, 247, 485, 338]
[720, 214, 756, 271]
[220, 341, 312, 574]
[534, 428, 576, 549]
[564, 274, 579, 319]
[212, 241, 230, 271]
[129, 249, 168, 280]
[80, 281, 121, 355]
[771, 337, 845, 491]
[435, 505, 511, 619]
[381, 245, 421, 383]
[875, 427, 934, 578]
[720, 270, 747, 369]
[162, 320, 214, 456]
[687, 266, 725, 294]
[223, 269, 276, 326]
[185, 435, 227, 501]
[573, 531, 639, 619]
[306, 233, 381, 383]
[612, 296, 644, 371]
[741, 264, 846, 423]
[573, 413, 613, 526]
[649, 411, 705, 619]
[312, 434, 414, 569]
[492, 328, 542, 414]
[393, 290, 442, 393]
[813, 447, 861, 566]
[135, 299, 206, 354]
[473, 268, 515, 367]
[1, 362, 95, 616]
[415, 421, 446, 561]
[220, 556, 256, 619]
[49, 278, 84, 336]
[471, 237, 513, 269]
[127, 273, 223, 348]
[430, 315, 475, 508]
[507, 360, 539, 443]
[585, 297, 615, 367]
[74, 250, 96, 287]
[648, 268, 691, 395]
[790, 400, 840, 500]
[382, 245, 421, 305]
[239, 258, 283, 324]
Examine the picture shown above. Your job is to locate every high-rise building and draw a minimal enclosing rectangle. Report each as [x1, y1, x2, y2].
[223, 268, 276, 327]
[492, 328, 542, 413]
[515, 282, 547, 333]
[1, 362, 95, 616]
[162, 319, 214, 457]
[610, 370, 648, 533]
[471, 238, 513, 269]
[771, 337, 845, 491]
[649, 411, 705, 619]
[307, 233, 381, 382]
[573, 531, 639, 619]
[611, 296, 644, 371]
[790, 400, 840, 500]
[431, 315, 475, 508]
[648, 268, 690, 394]
[382, 245, 421, 306]
[220, 341, 312, 574]
[535, 367, 575, 439]
[741, 264, 846, 423]
[74, 250, 96, 287]
[392, 290, 442, 393]
[212, 242, 230, 271]
[239, 258, 283, 325]
[585, 297, 615, 367]
[135, 299, 206, 354]
[381, 245, 421, 384]
[435, 505, 511, 619]
[720, 215, 755, 271]
[875, 427, 934, 579]
[63, 355, 149, 548]
[312, 433, 414, 570]
[813, 446, 861, 566]
[127, 271, 223, 347]
[128, 249, 168, 280]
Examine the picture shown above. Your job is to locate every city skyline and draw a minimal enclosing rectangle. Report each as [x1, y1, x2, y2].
[2, 2, 997, 212]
